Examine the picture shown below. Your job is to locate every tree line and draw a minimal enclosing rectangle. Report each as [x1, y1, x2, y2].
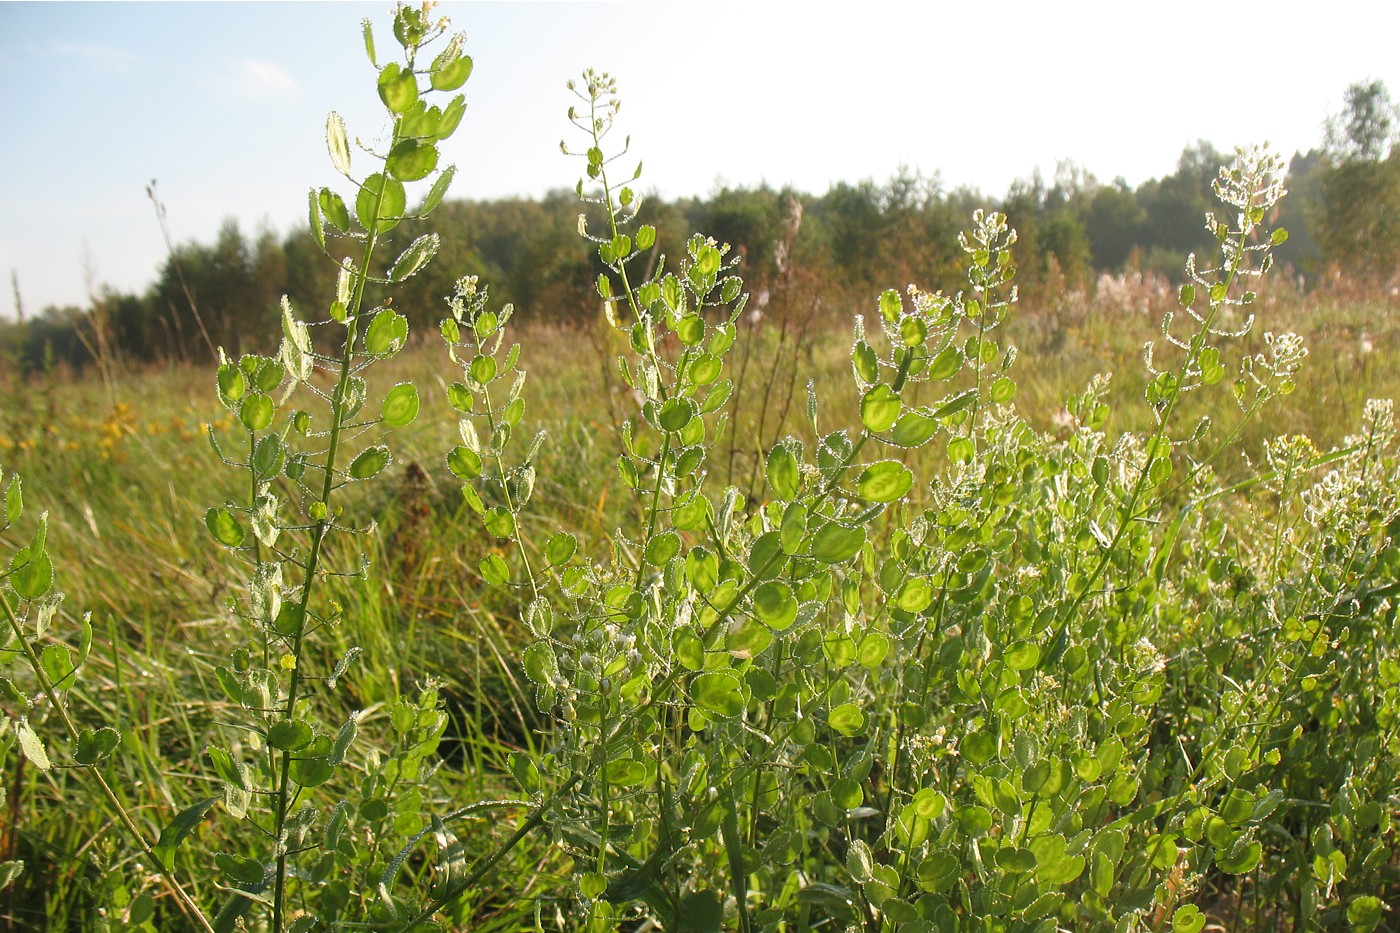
[5, 81, 1397, 375]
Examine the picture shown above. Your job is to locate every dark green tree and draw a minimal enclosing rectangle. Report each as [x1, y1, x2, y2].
[1085, 179, 1146, 271]
[1317, 80, 1400, 282]
[1326, 78, 1398, 161]
[1134, 141, 1222, 274]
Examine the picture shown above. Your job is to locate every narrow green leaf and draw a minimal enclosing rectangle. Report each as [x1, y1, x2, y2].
[206, 747, 244, 788]
[327, 646, 362, 689]
[428, 815, 470, 903]
[852, 341, 879, 384]
[152, 797, 219, 870]
[308, 187, 325, 249]
[392, 232, 439, 282]
[326, 112, 350, 175]
[319, 188, 350, 232]
[0, 678, 28, 711]
[418, 164, 456, 216]
[16, 720, 50, 771]
[328, 713, 358, 766]
[214, 854, 265, 886]
[361, 18, 377, 65]
[932, 389, 976, 419]
[4, 474, 21, 525]
[437, 94, 466, 140]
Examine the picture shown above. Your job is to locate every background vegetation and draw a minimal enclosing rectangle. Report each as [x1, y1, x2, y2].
[3, 82, 1398, 376]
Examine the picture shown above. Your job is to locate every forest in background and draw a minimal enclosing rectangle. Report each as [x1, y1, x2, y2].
[4, 80, 1398, 376]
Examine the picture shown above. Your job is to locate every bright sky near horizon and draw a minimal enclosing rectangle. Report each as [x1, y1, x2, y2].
[2, 1, 1398, 317]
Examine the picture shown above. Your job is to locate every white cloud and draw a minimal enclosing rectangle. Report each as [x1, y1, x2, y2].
[239, 58, 297, 97]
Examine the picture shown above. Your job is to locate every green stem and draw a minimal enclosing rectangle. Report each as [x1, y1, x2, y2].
[398, 774, 582, 930]
[269, 121, 394, 932]
[1055, 222, 1253, 646]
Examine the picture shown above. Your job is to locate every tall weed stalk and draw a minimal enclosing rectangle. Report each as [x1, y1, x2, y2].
[199, 6, 470, 929]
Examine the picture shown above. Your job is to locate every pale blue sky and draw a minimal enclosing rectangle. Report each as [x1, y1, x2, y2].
[2, 1, 1398, 315]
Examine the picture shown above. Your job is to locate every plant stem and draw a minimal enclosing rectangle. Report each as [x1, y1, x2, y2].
[270, 125, 393, 932]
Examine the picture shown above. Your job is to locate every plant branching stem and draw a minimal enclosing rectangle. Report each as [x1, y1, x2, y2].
[269, 122, 394, 932]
